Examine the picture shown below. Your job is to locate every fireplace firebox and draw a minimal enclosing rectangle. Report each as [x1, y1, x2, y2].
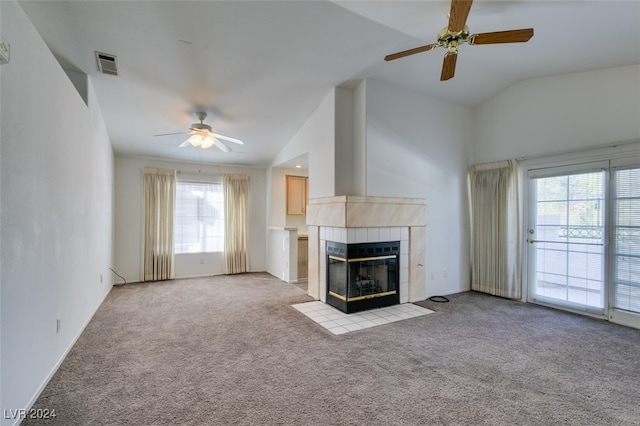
[326, 241, 400, 314]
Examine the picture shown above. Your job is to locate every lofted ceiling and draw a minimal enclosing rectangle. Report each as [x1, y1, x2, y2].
[18, 0, 640, 168]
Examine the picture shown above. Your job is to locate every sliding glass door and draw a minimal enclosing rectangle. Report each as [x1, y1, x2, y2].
[527, 158, 640, 323]
[527, 162, 607, 316]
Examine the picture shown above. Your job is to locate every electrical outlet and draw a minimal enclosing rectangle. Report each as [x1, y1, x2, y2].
[199, 258, 204, 265]
[56, 318, 61, 334]
[430, 272, 435, 280]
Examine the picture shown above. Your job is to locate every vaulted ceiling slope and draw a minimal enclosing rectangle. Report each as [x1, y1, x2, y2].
[18, 1, 640, 167]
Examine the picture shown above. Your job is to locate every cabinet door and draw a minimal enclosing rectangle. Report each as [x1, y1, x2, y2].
[286, 175, 308, 215]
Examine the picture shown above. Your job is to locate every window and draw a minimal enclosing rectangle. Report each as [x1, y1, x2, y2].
[612, 166, 640, 314]
[174, 181, 224, 253]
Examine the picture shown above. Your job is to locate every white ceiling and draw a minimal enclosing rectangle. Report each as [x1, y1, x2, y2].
[19, 0, 640, 168]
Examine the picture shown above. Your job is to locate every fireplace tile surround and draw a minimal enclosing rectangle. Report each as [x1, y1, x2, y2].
[306, 196, 427, 306]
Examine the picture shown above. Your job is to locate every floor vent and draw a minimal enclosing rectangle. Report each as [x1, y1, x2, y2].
[95, 51, 118, 76]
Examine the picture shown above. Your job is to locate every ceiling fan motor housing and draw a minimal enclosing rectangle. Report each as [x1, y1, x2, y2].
[384, 0, 534, 81]
[191, 111, 213, 132]
[438, 25, 470, 52]
[190, 122, 212, 132]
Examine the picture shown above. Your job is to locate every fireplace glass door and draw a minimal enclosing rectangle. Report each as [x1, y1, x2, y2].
[348, 256, 397, 299]
[327, 241, 400, 313]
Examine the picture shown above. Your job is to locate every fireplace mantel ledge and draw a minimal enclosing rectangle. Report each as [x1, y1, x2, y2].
[306, 195, 427, 228]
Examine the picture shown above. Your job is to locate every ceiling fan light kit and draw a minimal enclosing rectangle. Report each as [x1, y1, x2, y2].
[187, 133, 216, 149]
[155, 1, 534, 153]
[384, 0, 534, 81]
[154, 111, 243, 152]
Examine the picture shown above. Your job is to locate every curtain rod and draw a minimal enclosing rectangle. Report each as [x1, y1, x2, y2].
[176, 170, 221, 177]
[516, 139, 640, 162]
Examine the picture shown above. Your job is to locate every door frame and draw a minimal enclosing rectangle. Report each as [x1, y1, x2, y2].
[519, 141, 640, 324]
[525, 161, 609, 318]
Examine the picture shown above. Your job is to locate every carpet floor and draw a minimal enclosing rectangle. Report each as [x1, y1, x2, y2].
[24, 272, 640, 425]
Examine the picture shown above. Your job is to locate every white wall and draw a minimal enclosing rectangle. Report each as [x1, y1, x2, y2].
[0, 2, 4, 416]
[352, 80, 367, 196]
[266, 90, 336, 285]
[473, 65, 640, 164]
[334, 87, 354, 196]
[270, 79, 472, 297]
[114, 156, 267, 282]
[269, 168, 287, 227]
[271, 90, 336, 199]
[266, 228, 298, 282]
[365, 79, 472, 297]
[269, 167, 308, 232]
[1, 2, 114, 423]
[306, 90, 337, 199]
[267, 166, 308, 282]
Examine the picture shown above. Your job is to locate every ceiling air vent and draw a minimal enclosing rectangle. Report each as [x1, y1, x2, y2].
[95, 51, 118, 76]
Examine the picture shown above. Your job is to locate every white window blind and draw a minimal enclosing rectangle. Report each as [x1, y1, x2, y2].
[612, 167, 640, 314]
[174, 181, 224, 253]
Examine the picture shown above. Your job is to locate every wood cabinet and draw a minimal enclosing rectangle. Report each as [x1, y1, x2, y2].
[297, 236, 308, 280]
[286, 175, 308, 215]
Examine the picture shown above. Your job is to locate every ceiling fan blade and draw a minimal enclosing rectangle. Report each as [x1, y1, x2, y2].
[213, 133, 244, 145]
[440, 52, 458, 81]
[153, 131, 190, 137]
[448, 0, 474, 33]
[470, 28, 534, 45]
[384, 43, 439, 61]
[214, 139, 231, 152]
[178, 140, 191, 148]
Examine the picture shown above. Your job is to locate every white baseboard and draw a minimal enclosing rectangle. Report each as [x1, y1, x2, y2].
[18, 287, 111, 426]
[173, 272, 224, 280]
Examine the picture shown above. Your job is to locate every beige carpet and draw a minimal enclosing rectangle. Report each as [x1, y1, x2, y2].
[24, 272, 640, 425]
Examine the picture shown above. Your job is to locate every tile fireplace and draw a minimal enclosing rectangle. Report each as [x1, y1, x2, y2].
[306, 196, 427, 309]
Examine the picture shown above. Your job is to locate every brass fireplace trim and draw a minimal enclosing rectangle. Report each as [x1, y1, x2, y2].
[328, 290, 397, 302]
[328, 291, 347, 301]
[348, 255, 397, 263]
[328, 254, 397, 263]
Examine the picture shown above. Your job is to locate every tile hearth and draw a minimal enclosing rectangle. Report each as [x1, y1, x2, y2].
[292, 301, 433, 335]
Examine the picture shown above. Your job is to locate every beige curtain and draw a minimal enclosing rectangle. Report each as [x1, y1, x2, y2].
[223, 174, 249, 274]
[468, 160, 520, 299]
[142, 167, 176, 281]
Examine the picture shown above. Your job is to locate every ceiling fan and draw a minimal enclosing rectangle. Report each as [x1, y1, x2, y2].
[153, 111, 244, 151]
[384, 0, 534, 81]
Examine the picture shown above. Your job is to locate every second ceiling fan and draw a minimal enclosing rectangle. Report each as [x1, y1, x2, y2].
[384, 0, 534, 81]
[154, 111, 244, 151]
